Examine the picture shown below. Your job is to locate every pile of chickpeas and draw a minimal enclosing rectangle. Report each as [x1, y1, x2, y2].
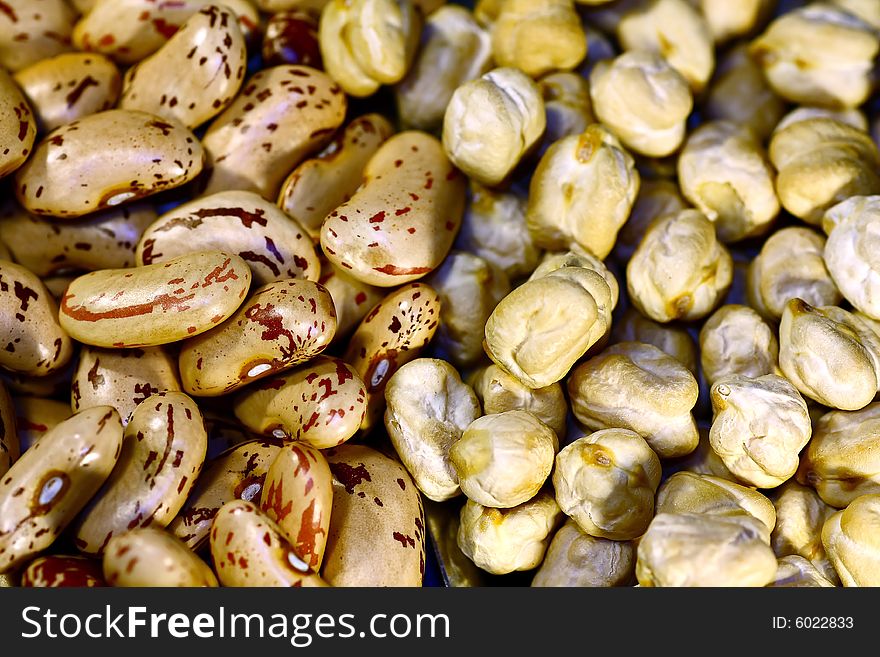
[1, 0, 880, 589]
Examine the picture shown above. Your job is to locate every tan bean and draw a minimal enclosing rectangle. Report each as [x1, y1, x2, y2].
[136, 191, 320, 286]
[0, 260, 73, 377]
[21, 555, 105, 587]
[168, 437, 284, 550]
[179, 279, 337, 396]
[15, 109, 204, 218]
[71, 345, 182, 423]
[612, 307, 698, 375]
[120, 6, 245, 129]
[0, 383, 15, 478]
[73, 392, 206, 555]
[316, 254, 384, 339]
[278, 114, 394, 240]
[0, 406, 123, 573]
[59, 251, 251, 348]
[103, 528, 217, 587]
[13, 52, 121, 132]
[0, 0, 75, 72]
[323, 444, 425, 586]
[0, 69, 37, 180]
[320, 131, 465, 287]
[260, 442, 333, 570]
[211, 499, 328, 587]
[73, 0, 260, 65]
[771, 480, 838, 583]
[822, 493, 880, 586]
[201, 65, 346, 200]
[233, 356, 367, 449]
[13, 396, 71, 453]
[0, 201, 156, 277]
[343, 283, 440, 430]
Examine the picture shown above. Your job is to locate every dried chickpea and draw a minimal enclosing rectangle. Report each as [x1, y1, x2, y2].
[568, 342, 699, 459]
[490, 0, 587, 78]
[699, 305, 778, 386]
[526, 125, 639, 259]
[771, 480, 839, 583]
[797, 403, 880, 508]
[769, 117, 880, 225]
[613, 179, 688, 265]
[627, 209, 733, 323]
[746, 227, 842, 321]
[450, 410, 557, 509]
[709, 374, 812, 489]
[443, 67, 546, 187]
[775, 106, 868, 133]
[822, 493, 880, 586]
[677, 121, 779, 243]
[457, 491, 562, 575]
[612, 307, 698, 375]
[778, 300, 880, 411]
[384, 359, 481, 502]
[751, 3, 879, 108]
[537, 72, 595, 154]
[690, 0, 774, 43]
[528, 245, 620, 310]
[770, 555, 836, 587]
[531, 519, 635, 587]
[667, 427, 735, 481]
[822, 196, 880, 320]
[553, 428, 661, 540]
[589, 51, 693, 159]
[831, 0, 880, 29]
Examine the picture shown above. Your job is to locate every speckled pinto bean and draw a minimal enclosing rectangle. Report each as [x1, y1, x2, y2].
[15, 109, 204, 218]
[21, 555, 105, 587]
[103, 527, 217, 587]
[343, 283, 440, 430]
[233, 356, 367, 449]
[210, 499, 329, 587]
[0, 69, 37, 179]
[13, 396, 71, 453]
[201, 65, 347, 200]
[0, 0, 75, 72]
[0, 383, 17, 478]
[322, 444, 425, 586]
[317, 255, 384, 339]
[73, 392, 206, 555]
[135, 191, 320, 286]
[59, 250, 252, 348]
[72, 0, 260, 65]
[279, 113, 395, 240]
[321, 131, 466, 287]
[71, 345, 182, 423]
[168, 437, 284, 550]
[0, 260, 73, 377]
[120, 5, 247, 130]
[0, 201, 156, 277]
[13, 52, 121, 132]
[0, 406, 123, 573]
[179, 279, 337, 397]
[260, 442, 333, 570]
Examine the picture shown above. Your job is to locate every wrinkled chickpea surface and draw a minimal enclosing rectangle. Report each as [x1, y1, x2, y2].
[3, 0, 880, 589]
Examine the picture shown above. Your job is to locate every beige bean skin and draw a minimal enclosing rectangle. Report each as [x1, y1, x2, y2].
[120, 6, 245, 129]
[0, 260, 73, 377]
[73, 392, 207, 555]
[0, 383, 16, 478]
[0, 406, 123, 573]
[0, 0, 75, 72]
[16, 109, 205, 218]
[201, 65, 346, 200]
[233, 357, 367, 449]
[179, 279, 337, 397]
[260, 442, 333, 570]
[343, 283, 441, 430]
[103, 528, 217, 587]
[136, 191, 319, 286]
[0, 69, 37, 180]
[13, 52, 120, 132]
[210, 500, 328, 587]
[21, 555, 105, 587]
[73, 0, 260, 65]
[822, 493, 880, 586]
[322, 444, 425, 586]
[59, 251, 251, 348]
[0, 201, 156, 277]
[279, 114, 395, 240]
[316, 255, 385, 339]
[71, 346, 182, 424]
[13, 396, 71, 453]
[168, 437, 284, 550]
[321, 131, 466, 287]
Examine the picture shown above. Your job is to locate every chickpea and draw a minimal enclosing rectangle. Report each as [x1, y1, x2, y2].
[822, 493, 880, 586]
[612, 308, 698, 375]
[770, 555, 836, 587]
[699, 305, 779, 386]
[613, 179, 688, 265]
[771, 480, 839, 583]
